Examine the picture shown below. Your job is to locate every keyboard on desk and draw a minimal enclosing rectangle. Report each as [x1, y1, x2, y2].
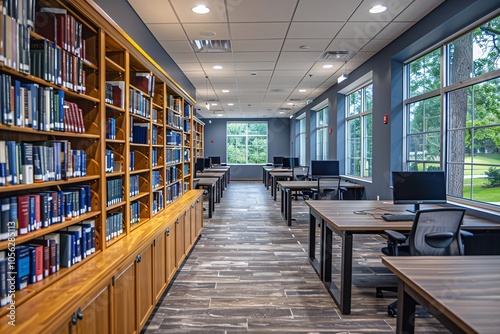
[381, 214, 415, 222]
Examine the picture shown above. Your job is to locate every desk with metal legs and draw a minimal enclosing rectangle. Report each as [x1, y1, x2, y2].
[195, 177, 218, 218]
[306, 200, 500, 315]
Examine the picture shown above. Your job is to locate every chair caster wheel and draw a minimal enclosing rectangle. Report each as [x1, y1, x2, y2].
[388, 306, 397, 317]
[376, 290, 384, 298]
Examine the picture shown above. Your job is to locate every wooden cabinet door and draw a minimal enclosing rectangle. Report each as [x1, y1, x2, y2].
[184, 209, 192, 251]
[137, 244, 154, 330]
[77, 283, 111, 334]
[195, 196, 203, 237]
[165, 222, 177, 283]
[113, 261, 137, 334]
[175, 215, 185, 267]
[153, 232, 167, 301]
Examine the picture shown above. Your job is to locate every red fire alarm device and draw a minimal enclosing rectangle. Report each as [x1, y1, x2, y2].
[329, 128, 333, 134]
[211, 139, 214, 143]
[383, 114, 389, 124]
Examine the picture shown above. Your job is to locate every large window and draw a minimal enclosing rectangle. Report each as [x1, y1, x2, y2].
[346, 84, 373, 178]
[297, 117, 306, 165]
[404, 15, 500, 208]
[315, 107, 328, 160]
[227, 122, 268, 164]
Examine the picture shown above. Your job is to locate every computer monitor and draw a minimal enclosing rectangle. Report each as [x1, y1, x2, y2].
[282, 157, 299, 169]
[195, 158, 205, 176]
[203, 157, 212, 169]
[209, 156, 221, 165]
[310, 160, 340, 178]
[391, 171, 447, 213]
[273, 156, 284, 167]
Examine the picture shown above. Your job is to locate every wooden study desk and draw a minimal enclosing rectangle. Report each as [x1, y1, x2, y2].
[278, 180, 365, 226]
[195, 178, 218, 218]
[263, 165, 275, 188]
[196, 172, 224, 202]
[382, 256, 500, 334]
[207, 165, 230, 186]
[269, 169, 292, 200]
[306, 200, 500, 315]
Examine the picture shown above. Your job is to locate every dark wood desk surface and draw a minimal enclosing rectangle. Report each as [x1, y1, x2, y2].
[278, 180, 365, 189]
[305, 200, 500, 315]
[382, 256, 500, 334]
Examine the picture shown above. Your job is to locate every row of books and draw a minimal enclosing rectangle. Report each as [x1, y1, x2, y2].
[166, 166, 181, 185]
[30, 38, 86, 93]
[166, 148, 182, 165]
[184, 148, 190, 162]
[184, 119, 190, 134]
[131, 72, 155, 97]
[0, 185, 92, 239]
[183, 164, 190, 177]
[105, 149, 119, 173]
[106, 81, 125, 108]
[168, 95, 182, 113]
[152, 125, 159, 145]
[105, 211, 123, 242]
[166, 109, 183, 130]
[166, 182, 181, 204]
[0, 74, 85, 132]
[106, 178, 123, 207]
[130, 201, 140, 227]
[0, 140, 87, 186]
[131, 123, 150, 144]
[152, 191, 164, 215]
[0, 0, 35, 73]
[166, 130, 182, 146]
[130, 175, 140, 198]
[106, 117, 116, 140]
[129, 88, 151, 118]
[152, 171, 161, 189]
[35, 7, 86, 59]
[0, 220, 96, 302]
[130, 151, 135, 171]
[152, 147, 159, 167]
[184, 104, 191, 117]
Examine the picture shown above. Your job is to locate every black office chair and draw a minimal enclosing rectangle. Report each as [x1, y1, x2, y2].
[312, 177, 345, 200]
[376, 208, 472, 316]
[291, 166, 309, 199]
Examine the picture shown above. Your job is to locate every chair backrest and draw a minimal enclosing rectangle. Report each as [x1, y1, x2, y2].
[292, 166, 309, 181]
[317, 177, 341, 200]
[409, 208, 466, 256]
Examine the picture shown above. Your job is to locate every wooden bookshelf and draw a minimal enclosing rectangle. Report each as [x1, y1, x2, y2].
[194, 116, 205, 161]
[0, 0, 203, 332]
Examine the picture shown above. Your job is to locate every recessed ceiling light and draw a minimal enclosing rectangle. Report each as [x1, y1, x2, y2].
[369, 4, 387, 13]
[213, 65, 223, 70]
[192, 4, 210, 14]
[222, 89, 229, 93]
[287, 102, 294, 106]
[211, 103, 218, 106]
[279, 111, 285, 114]
[323, 64, 333, 69]
[299, 89, 307, 93]
[228, 103, 234, 106]
[216, 113, 224, 117]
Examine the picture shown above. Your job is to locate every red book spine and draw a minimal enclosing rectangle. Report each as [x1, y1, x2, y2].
[17, 195, 30, 235]
[28, 244, 44, 282]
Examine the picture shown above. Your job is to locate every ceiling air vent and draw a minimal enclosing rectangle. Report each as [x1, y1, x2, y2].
[191, 40, 232, 53]
[319, 51, 350, 61]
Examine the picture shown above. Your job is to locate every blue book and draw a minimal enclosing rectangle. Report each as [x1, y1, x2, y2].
[13, 80, 22, 127]
[28, 195, 35, 233]
[15, 246, 31, 290]
[56, 90, 64, 131]
[58, 233, 72, 268]
[6, 141, 17, 185]
[8, 197, 17, 237]
[27, 247, 37, 284]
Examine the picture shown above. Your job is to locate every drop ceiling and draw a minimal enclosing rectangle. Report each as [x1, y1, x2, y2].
[126, 0, 444, 118]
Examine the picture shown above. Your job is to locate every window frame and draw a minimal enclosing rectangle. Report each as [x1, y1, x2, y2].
[226, 121, 268, 165]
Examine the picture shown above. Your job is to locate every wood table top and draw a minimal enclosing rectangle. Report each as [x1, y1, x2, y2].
[382, 255, 500, 334]
[278, 180, 364, 189]
[305, 200, 500, 231]
[196, 178, 218, 186]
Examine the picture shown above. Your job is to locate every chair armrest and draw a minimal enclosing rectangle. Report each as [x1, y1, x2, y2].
[460, 230, 473, 238]
[384, 230, 407, 243]
[424, 232, 455, 248]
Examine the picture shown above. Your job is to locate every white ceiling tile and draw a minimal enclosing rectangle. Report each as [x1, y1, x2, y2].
[294, 0, 361, 21]
[325, 38, 365, 52]
[233, 62, 276, 71]
[279, 51, 321, 62]
[170, 0, 227, 23]
[231, 39, 284, 52]
[377, 22, 416, 41]
[196, 53, 234, 63]
[183, 23, 230, 40]
[360, 39, 392, 52]
[233, 52, 280, 62]
[282, 38, 331, 52]
[127, 0, 177, 24]
[147, 23, 185, 41]
[336, 21, 387, 40]
[227, 0, 297, 22]
[159, 40, 194, 54]
[274, 61, 313, 71]
[350, 0, 413, 22]
[230, 23, 289, 40]
[288, 22, 344, 39]
[396, 0, 445, 22]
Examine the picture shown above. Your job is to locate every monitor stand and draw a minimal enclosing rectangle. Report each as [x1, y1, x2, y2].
[406, 203, 420, 213]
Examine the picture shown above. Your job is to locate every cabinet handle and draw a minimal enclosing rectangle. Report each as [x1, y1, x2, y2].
[197, 199, 200, 203]
[176, 219, 179, 224]
[191, 204, 195, 208]
[137, 254, 142, 263]
[77, 308, 83, 320]
[71, 313, 77, 325]
[166, 227, 170, 235]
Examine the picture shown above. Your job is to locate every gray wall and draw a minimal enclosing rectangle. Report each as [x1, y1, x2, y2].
[291, 0, 500, 201]
[203, 118, 290, 180]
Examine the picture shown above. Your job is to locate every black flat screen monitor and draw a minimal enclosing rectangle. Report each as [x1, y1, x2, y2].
[195, 158, 205, 174]
[282, 157, 299, 168]
[203, 158, 212, 169]
[209, 156, 221, 165]
[273, 156, 284, 166]
[391, 171, 447, 213]
[310, 160, 339, 178]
